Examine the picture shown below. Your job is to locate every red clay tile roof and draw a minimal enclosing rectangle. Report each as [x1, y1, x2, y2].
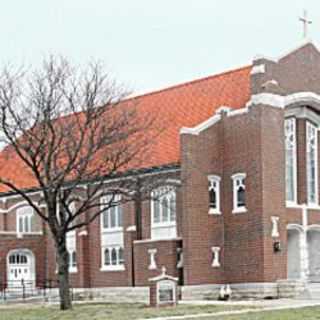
[0, 65, 252, 193]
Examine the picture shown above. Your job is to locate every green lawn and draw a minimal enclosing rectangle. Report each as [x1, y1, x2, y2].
[2, 303, 320, 320]
[0, 303, 249, 320]
[192, 306, 320, 320]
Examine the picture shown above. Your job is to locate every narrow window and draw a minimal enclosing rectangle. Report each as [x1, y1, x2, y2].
[118, 205, 123, 227]
[103, 247, 124, 269]
[231, 173, 247, 213]
[103, 210, 109, 229]
[101, 195, 123, 230]
[24, 216, 30, 233]
[19, 216, 23, 233]
[17, 207, 34, 234]
[169, 194, 176, 222]
[307, 121, 318, 205]
[162, 197, 169, 221]
[71, 251, 77, 268]
[111, 248, 117, 265]
[152, 187, 176, 225]
[208, 175, 221, 214]
[153, 200, 161, 223]
[110, 207, 117, 228]
[285, 118, 297, 204]
[118, 248, 124, 265]
[104, 249, 110, 266]
[151, 186, 177, 240]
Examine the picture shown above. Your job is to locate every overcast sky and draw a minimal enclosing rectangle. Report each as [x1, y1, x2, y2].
[0, 0, 318, 94]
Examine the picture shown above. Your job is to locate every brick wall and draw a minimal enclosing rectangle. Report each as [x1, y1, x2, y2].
[133, 239, 181, 286]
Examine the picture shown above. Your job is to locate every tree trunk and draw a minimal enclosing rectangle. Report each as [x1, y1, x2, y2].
[56, 239, 72, 310]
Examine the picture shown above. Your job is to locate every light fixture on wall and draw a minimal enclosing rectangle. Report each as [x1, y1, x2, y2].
[273, 241, 281, 253]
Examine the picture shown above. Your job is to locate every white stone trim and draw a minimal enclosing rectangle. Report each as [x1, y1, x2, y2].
[180, 114, 221, 135]
[271, 216, 280, 238]
[215, 106, 231, 114]
[69, 266, 78, 273]
[253, 54, 278, 63]
[148, 248, 157, 270]
[134, 237, 182, 244]
[78, 230, 88, 236]
[100, 265, 125, 272]
[126, 225, 137, 232]
[250, 64, 265, 75]
[286, 106, 320, 125]
[227, 108, 249, 117]
[0, 231, 43, 236]
[253, 39, 319, 63]
[277, 39, 318, 61]
[211, 247, 221, 267]
[0, 200, 41, 214]
[180, 106, 249, 136]
[247, 92, 320, 109]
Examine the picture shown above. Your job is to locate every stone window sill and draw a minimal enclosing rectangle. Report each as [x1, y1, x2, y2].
[232, 207, 247, 214]
[208, 208, 221, 215]
[100, 265, 125, 272]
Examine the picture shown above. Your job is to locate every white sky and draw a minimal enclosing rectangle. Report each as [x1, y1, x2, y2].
[0, 0, 318, 94]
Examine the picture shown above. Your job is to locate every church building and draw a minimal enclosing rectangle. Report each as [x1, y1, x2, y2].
[1, 40, 320, 299]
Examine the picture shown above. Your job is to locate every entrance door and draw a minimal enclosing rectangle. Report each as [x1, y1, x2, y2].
[308, 230, 320, 282]
[7, 251, 35, 289]
[287, 229, 301, 279]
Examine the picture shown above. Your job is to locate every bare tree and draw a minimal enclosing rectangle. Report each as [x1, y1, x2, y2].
[0, 56, 159, 310]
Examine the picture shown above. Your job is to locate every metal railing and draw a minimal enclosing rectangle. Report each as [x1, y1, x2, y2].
[0, 279, 73, 302]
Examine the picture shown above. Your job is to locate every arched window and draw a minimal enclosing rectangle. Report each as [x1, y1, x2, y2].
[307, 121, 318, 205]
[101, 195, 123, 230]
[17, 207, 34, 234]
[285, 118, 297, 203]
[9, 253, 28, 265]
[231, 173, 247, 213]
[151, 186, 177, 240]
[151, 187, 176, 225]
[237, 185, 245, 207]
[208, 175, 221, 214]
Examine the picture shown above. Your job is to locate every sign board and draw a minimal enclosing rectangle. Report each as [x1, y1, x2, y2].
[158, 280, 175, 304]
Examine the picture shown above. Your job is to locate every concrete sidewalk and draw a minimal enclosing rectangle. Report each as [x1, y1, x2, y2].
[141, 299, 320, 320]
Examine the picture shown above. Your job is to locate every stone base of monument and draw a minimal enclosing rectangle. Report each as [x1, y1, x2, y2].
[149, 266, 179, 307]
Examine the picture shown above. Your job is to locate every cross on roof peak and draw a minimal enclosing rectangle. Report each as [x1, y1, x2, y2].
[299, 9, 312, 39]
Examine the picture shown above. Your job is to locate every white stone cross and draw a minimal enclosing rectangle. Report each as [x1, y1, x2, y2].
[299, 9, 312, 38]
